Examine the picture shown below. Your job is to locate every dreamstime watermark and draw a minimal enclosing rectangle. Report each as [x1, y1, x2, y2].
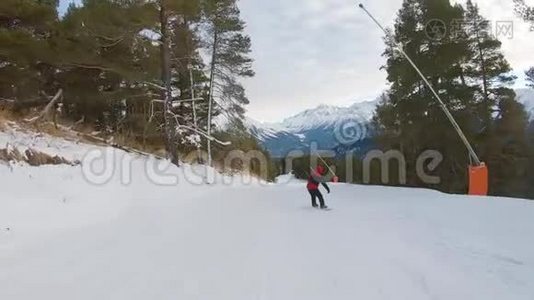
[424, 19, 521, 41]
[80, 145, 445, 187]
[81, 148, 185, 186]
[80, 147, 273, 187]
[80, 116, 444, 188]
[280, 142, 443, 186]
[334, 113, 369, 145]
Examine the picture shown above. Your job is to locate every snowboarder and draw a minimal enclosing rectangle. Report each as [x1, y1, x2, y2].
[307, 165, 331, 209]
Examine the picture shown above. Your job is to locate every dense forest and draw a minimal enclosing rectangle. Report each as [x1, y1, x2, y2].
[0, 0, 269, 174]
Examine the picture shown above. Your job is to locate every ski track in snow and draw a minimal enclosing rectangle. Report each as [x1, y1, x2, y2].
[1, 128, 534, 299]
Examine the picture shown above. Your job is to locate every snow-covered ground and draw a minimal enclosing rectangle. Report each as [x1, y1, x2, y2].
[1, 127, 534, 300]
[0, 121, 92, 162]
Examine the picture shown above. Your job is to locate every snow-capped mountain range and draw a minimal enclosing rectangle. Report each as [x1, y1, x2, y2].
[246, 98, 380, 157]
[248, 89, 534, 158]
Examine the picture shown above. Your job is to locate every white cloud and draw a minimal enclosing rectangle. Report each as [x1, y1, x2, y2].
[241, 0, 534, 122]
[239, 0, 396, 122]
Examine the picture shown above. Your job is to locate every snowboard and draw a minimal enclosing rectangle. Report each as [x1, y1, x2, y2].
[314, 207, 332, 211]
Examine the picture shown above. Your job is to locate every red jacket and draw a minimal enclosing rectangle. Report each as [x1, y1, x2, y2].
[307, 166, 329, 191]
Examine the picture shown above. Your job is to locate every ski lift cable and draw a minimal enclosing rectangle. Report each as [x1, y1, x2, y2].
[358, 3, 482, 166]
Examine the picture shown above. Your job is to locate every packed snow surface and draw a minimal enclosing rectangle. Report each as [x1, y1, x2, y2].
[1, 129, 534, 300]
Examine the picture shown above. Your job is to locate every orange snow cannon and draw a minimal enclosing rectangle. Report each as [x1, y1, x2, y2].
[468, 163, 489, 196]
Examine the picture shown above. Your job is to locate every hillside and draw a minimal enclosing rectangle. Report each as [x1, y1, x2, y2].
[1, 125, 534, 300]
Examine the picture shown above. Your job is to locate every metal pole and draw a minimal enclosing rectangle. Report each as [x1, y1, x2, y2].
[358, 3, 482, 166]
[317, 154, 336, 177]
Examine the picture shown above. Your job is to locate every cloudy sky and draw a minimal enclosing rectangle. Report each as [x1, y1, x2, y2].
[60, 0, 534, 122]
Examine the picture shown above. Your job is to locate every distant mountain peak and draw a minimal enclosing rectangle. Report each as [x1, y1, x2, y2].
[277, 98, 379, 133]
[246, 96, 381, 157]
[246, 89, 534, 157]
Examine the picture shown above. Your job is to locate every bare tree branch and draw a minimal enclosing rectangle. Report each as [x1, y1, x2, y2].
[28, 89, 63, 124]
[67, 63, 115, 72]
[144, 81, 166, 91]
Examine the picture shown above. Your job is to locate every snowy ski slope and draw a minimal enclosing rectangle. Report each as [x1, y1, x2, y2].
[1, 127, 534, 300]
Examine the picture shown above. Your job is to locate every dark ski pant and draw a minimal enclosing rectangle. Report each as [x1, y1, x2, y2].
[308, 189, 325, 207]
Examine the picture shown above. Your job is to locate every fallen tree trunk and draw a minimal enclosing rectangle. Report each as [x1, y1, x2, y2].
[27, 89, 63, 124]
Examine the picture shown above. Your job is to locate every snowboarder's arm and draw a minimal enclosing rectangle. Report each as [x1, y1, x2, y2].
[321, 182, 330, 193]
[312, 174, 330, 183]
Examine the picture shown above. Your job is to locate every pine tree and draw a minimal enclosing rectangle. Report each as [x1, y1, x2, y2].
[463, 0, 516, 131]
[167, 1, 210, 153]
[57, 0, 159, 132]
[491, 93, 530, 197]
[462, 1, 531, 196]
[375, 0, 532, 197]
[203, 0, 254, 166]
[513, 0, 534, 28]
[374, 0, 474, 191]
[155, 0, 205, 165]
[0, 0, 59, 104]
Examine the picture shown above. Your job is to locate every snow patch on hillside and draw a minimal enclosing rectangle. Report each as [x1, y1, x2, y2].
[0, 122, 92, 162]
